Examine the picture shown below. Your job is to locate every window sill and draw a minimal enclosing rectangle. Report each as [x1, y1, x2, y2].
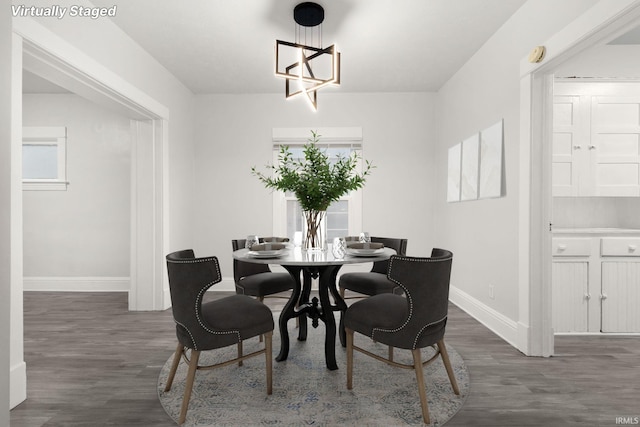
[23, 181, 68, 191]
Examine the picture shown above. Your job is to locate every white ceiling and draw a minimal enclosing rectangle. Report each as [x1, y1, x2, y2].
[81, 0, 527, 94]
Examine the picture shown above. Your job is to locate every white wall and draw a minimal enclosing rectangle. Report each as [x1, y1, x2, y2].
[434, 0, 599, 338]
[554, 197, 640, 228]
[193, 92, 437, 281]
[1, 4, 12, 424]
[22, 94, 131, 283]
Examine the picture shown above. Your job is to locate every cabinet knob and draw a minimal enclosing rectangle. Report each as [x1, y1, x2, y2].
[557, 244, 567, 251]
[573, 145, 582, 150]
[600, 293, 608, 300]
[629, 245, 637, 252]
[585, 293, 591, 300]
[589, 145, 596, 150]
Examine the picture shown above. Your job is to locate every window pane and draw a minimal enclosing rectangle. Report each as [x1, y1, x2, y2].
[23, 144, 58, 179]
[327, 200, 349, 240]
[286, 199, 304, 239]
[285, 145, 353, 165]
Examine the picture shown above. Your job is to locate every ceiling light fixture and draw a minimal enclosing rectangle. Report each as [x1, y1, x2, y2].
[275, 2, 341, 111]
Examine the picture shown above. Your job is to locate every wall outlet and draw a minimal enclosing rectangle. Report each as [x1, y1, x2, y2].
[489, 285, 495, 299]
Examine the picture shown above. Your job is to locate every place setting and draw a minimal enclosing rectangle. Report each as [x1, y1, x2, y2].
[245, 235, 291, 259]
[337, 232, 386, 258]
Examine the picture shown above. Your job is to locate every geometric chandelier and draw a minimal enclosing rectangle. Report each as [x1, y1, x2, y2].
[275, 2, 341, 111]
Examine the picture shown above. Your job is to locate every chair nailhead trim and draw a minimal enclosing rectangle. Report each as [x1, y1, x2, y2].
[174, 319, 197, 350]
[168, 255, 241, 343]
[413, 315, 447, 349]
[196, 282, 242, 343]
[371, 255, 452, 349]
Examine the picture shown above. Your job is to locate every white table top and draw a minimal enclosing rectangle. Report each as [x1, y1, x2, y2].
[233, 246, 396, 266]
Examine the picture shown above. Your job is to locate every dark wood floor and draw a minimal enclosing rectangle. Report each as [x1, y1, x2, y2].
[10, 291, 640, 426]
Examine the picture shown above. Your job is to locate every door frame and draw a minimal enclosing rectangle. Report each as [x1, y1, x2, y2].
[518, 0, 640, 356]
[11, 17, 171, 409]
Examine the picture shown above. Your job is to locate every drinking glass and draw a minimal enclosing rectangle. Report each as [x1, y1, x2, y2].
[332, 237, 347, 259]
[245, 235, 260, 249]
[359, 232, 371, 243]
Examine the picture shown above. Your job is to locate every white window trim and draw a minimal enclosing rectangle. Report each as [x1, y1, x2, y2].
[22, 126, 68, 191]
[271, 127, 364, 239]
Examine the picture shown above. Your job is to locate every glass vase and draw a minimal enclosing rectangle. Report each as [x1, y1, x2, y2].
[301, 209, 327, 252]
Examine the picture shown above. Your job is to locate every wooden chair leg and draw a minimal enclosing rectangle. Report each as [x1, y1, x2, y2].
[346, 328, 354, 390]
[256, 297, 264, 342]
[179, 350, 200, 425]
[264, 331, 273, 395]
[165, 343, 183, 392]
[258, 297, 265, 342]
[438, 339, 460, 395]
[388, 345, 394, 362]
[412, 348, 431, 425]
[237, 341, 243, 367]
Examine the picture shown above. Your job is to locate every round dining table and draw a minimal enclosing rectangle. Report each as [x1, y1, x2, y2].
[232, 246, 395, 370]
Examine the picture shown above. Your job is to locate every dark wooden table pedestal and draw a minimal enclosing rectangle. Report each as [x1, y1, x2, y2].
[276, 264, 347, 370]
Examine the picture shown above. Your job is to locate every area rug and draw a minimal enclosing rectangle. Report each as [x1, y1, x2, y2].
[157, 321, 469, 426]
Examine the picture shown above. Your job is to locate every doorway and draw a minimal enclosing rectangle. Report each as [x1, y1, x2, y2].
[550, 75, 640, 334]
[521, 3, 640, 356]
[18, 35, 169, 312]
[22, 73, 133, 294]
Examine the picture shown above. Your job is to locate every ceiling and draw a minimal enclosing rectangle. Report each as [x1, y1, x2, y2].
[75, 0, 527, 94]
[22, 1, 640, 96]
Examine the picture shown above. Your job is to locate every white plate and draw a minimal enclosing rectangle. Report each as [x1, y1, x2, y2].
[346, 248, 384, 257]
[247, 249, 287, 258]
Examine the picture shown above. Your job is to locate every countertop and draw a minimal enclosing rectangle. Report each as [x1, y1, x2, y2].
[553, 227, 640, 235]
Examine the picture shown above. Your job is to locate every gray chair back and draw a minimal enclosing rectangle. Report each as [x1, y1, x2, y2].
[231, 239, 271, 284]
[166, 249, 222, 350]
[374, 248, 453, 349]
[370, 237, 408, 274]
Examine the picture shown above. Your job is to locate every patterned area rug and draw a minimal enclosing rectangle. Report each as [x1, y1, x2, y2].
[157, 321, 469, 426]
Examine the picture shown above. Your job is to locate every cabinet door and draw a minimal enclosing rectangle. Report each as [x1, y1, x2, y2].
[590, 96, 640, 196]
[601, 261, 640, 332]
[552, 261, 589, 332]
[552, 96, 587, 196]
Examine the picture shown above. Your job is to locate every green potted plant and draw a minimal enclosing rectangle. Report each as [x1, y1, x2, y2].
[252, 130, 373, 251]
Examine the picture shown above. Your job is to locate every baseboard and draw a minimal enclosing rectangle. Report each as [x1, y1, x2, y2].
[23, 276, 130, 292]
[10, 361, 26, 409]
[449, 285, 519, 349]
[216, 278, 235, 292]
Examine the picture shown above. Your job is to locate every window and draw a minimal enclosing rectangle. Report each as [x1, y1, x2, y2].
[272, 127, 364, 241]
[22, 126, 68, 191]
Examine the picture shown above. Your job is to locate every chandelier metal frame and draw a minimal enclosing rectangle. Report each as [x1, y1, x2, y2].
[275, 2, 341, 110]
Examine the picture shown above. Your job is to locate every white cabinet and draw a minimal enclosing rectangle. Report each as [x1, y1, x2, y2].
[601, 261, 640, 332]
[551, 237, 592, 333]
[552, 261, 590, 332]
[600, 237, 640, 332]
[553, 82, 640, 197]
[552, 95, 587, 196]
[552, 233, 640, 333]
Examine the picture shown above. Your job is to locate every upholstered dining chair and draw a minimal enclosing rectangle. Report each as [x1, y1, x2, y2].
[232, 237, 296, 302]
[338, 237, 408, 298]
[165, 249, 274, 425]
[344, 249, 459, 425]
